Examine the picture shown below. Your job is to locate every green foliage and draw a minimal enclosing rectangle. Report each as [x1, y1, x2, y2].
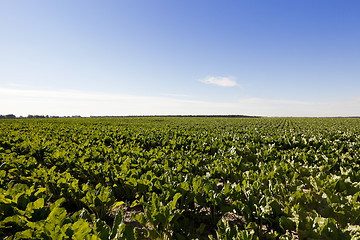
[1, 117, 360, 239]
[209, 219, 259, 240]
[132, 192, 183, 239]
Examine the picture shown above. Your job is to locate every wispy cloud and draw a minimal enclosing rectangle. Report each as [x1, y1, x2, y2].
[0, 87, 206, 116]
[1, 87, 359, 117]
[237, 98, 325, 105]
[200, 76, 238, 87]
[162, 93, 190, 98]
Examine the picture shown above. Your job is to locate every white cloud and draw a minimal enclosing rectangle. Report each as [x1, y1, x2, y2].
[237, 97, 323, 105]
[162, 93, 190, 98]
[0, 87, 209, 116]
[200, 76, 238, 87]
[0, 87, 359, 117]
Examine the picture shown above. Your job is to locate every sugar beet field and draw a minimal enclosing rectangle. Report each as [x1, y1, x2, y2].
[1, 117, 360, 239]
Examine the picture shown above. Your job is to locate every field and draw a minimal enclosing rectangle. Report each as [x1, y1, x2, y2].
[1, 117, 360, 239]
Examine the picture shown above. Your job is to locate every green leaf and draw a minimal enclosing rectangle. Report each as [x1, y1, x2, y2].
[130, 199, 141, 208]
[246, 222, 258, 230]
[46, 207, 67, 226]
[179, 182, 190, 192]
[35, 187, 47, 197]
[112, 201, 124, 211]
[93, 219, 110, 239]
[32, 198, 45, 209]
[279, 216, 296, 231]
[132, 213, 147, 227]
[72, 219, 92, 240]
[1, 214, 29, 227]
[170, 193, 182, 210]
[14, 193, 28, 210]
[14, 229, 34, 239]
[116, 223, 136, 240]
[51, 198, 66, 210]
[110, 210, 123, 239]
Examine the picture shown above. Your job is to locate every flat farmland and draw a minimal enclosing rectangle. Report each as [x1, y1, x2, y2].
[1, 117, 360, 239]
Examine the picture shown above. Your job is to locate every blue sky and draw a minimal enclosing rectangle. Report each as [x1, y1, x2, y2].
[1, 1, 360, 117]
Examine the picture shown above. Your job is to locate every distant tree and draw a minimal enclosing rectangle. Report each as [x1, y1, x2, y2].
[5, 114, 16, 119]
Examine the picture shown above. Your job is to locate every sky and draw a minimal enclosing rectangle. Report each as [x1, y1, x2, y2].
[1, 1, 360, 117]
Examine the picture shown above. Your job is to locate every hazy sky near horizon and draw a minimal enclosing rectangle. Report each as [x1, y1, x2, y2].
[1, 1, 360, 117]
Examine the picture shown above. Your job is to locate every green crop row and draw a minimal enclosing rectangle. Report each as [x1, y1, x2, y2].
[1, 117, 360, 239]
